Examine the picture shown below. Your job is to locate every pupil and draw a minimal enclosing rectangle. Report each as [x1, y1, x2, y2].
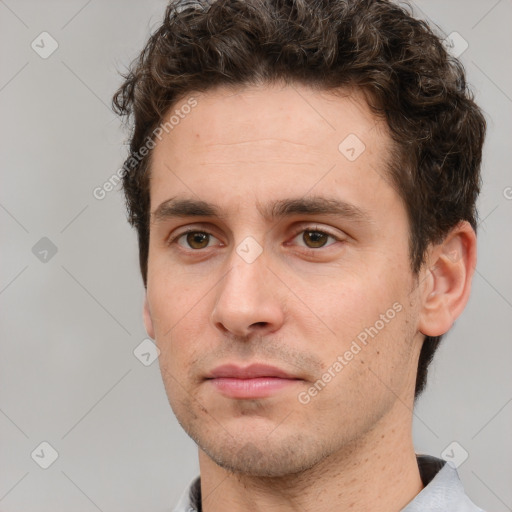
[304, 231, 327, 248]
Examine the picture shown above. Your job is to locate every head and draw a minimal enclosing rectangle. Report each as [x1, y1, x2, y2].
[113, 0, 485, 476]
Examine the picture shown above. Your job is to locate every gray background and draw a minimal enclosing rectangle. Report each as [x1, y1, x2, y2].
[1, 0, 511, 511]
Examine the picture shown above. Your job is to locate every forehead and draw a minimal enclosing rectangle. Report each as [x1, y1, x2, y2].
[154, 83, 388, 153]
[149, 83, 396, 217]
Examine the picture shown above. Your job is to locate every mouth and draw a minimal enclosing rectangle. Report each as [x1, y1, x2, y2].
[205, 363, 303, 399]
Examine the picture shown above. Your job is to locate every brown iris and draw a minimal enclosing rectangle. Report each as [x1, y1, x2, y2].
[186, 232, 210, 249]
[303, 231, 329, 248]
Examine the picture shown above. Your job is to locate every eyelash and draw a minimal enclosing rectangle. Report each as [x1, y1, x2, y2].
[167, 226, 342, 252]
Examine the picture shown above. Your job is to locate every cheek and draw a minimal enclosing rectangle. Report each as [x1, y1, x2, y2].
[354, 302, 418, 395]
[307, 303, 417, 432]
[299, 262, 416, 387]
[147, 272, 211, 369]
[148, 260, 207, 328]
[292, 266, 405, 340]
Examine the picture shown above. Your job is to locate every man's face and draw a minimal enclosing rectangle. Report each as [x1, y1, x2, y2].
[145, 83, 424, 476]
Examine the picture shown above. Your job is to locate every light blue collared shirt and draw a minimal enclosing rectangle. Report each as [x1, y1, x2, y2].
[172, 455, 485, 511]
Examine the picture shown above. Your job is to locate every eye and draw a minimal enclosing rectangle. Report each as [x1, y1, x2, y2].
[169, 226, 341, 252]
[290, 228, 339, 249]
[174, 230, 220, 250]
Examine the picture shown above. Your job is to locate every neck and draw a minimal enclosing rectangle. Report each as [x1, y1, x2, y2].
[198, 410, 423, 512]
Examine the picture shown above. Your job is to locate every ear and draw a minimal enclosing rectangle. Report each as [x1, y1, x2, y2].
[143, 293, 155, 339]
[418, 221, 477, 337]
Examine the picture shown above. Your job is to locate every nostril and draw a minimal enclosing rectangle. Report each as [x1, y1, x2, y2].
[215, 322, 229, 334]
[251, 322, 268, 328]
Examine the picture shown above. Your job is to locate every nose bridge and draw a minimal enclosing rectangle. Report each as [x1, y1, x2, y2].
[221, 231, 268, 296]
[211, 243, 284, 337]
[229, 244, 269, 294]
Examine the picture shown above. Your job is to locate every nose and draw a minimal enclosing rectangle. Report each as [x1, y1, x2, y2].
[211, 250, 285, 339]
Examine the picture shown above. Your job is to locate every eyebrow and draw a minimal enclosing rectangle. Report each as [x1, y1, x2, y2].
[152, 196, 370, 224]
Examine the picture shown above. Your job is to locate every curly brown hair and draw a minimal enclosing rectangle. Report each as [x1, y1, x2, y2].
[112, 0, 486, 399]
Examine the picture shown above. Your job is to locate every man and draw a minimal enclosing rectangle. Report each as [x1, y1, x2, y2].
[112, 0, 486, 510]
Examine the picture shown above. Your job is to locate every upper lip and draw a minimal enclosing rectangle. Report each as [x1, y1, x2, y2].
[207, 364, 299, 379]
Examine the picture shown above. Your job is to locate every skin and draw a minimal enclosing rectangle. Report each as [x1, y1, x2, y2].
[142, 82, 476, 512]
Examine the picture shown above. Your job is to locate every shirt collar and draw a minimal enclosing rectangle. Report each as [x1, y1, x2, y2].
[402, 455, 484, 512]
[173, 454, 484, 512]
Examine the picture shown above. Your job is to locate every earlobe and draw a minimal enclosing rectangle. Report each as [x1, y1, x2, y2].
[418, 222, 477, 337]
[143, 294, 155, 339]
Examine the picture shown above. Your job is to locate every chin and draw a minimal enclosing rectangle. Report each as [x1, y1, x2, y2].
[196, 431, 331, 478]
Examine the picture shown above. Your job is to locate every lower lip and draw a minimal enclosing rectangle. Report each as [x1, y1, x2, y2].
[208, 377, 300, 399]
